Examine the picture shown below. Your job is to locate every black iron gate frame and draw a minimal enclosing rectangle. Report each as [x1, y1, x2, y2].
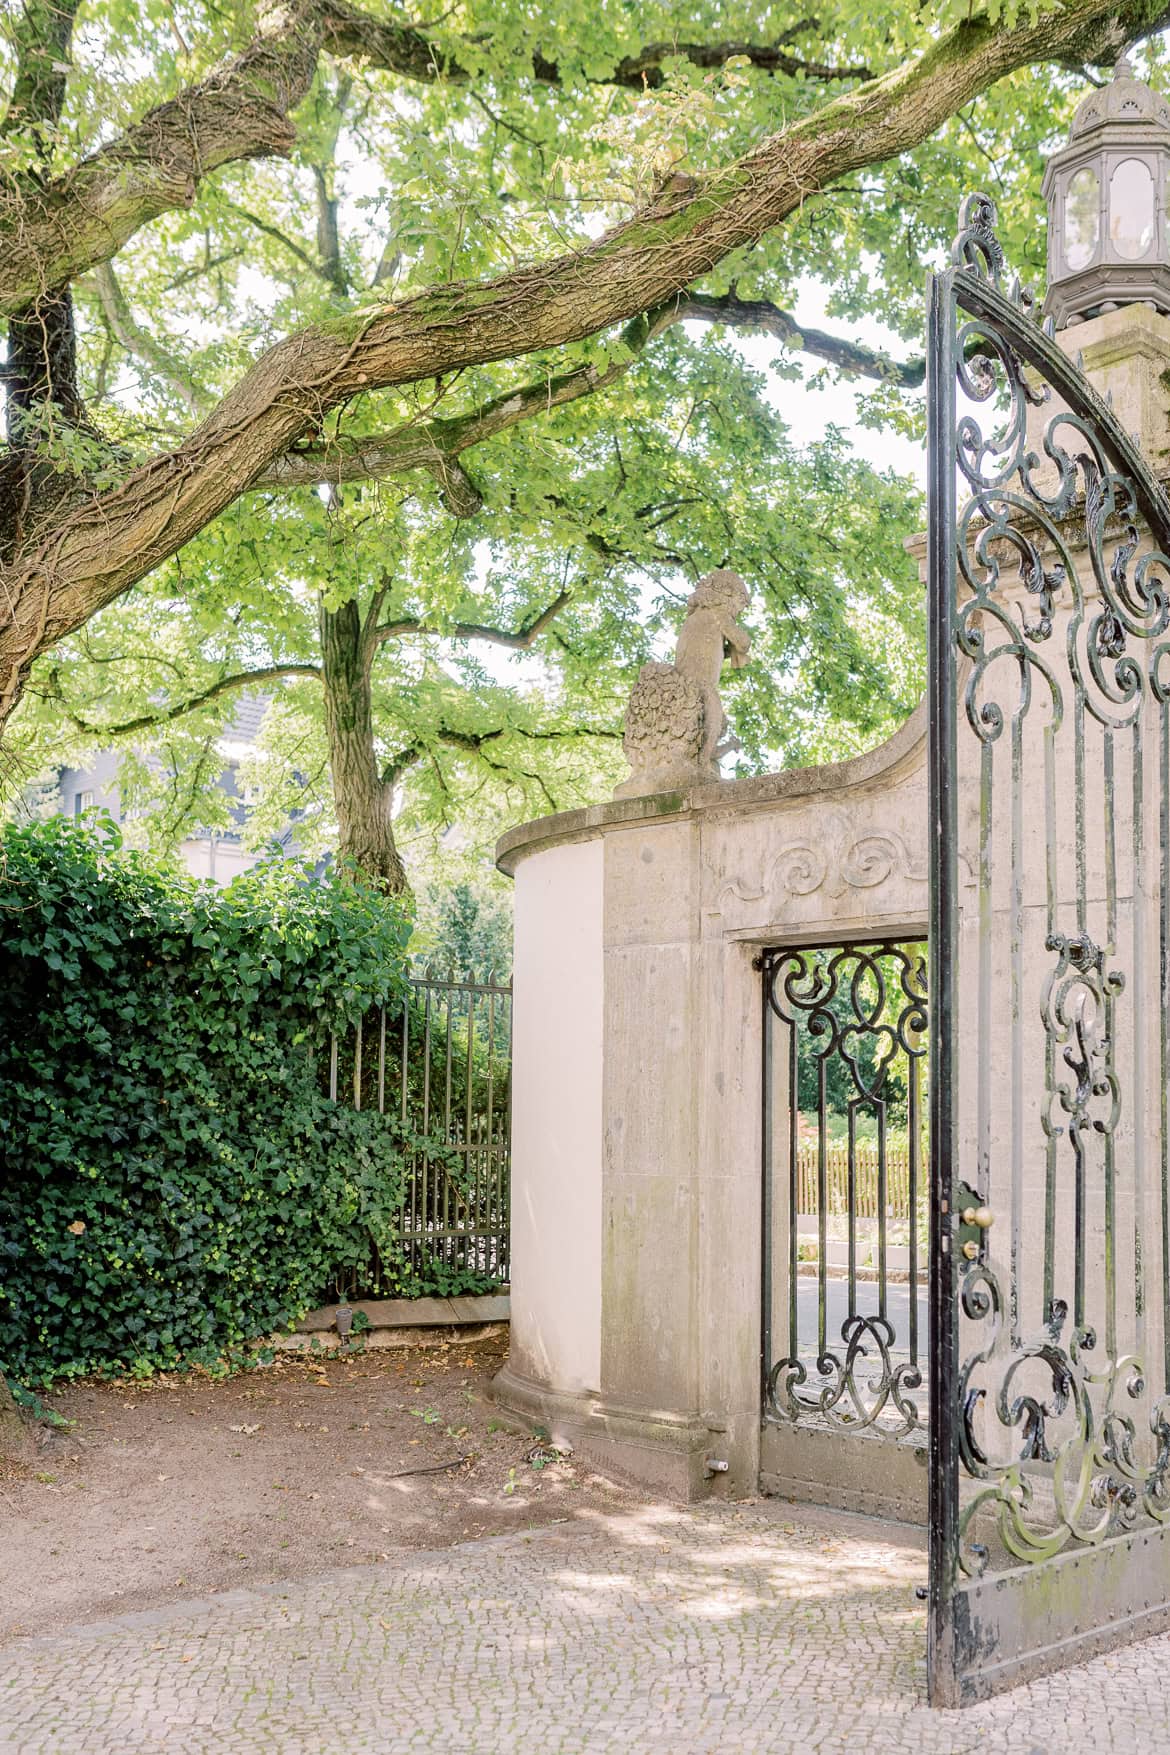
[928, 193, 1170, 1704]
[758, 938, 929, 1441]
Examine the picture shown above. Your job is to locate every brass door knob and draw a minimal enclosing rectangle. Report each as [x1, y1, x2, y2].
[961, 1205, 995, 1229]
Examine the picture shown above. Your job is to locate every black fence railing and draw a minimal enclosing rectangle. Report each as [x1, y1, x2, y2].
[327, 968, 511, 1298]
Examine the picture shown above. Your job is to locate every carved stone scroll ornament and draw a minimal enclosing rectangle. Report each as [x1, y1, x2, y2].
[716, 812, 930, 910]
[615, 569, 750, 798]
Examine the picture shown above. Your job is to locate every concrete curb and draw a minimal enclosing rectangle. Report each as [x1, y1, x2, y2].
[267, 1291, 510, 1353]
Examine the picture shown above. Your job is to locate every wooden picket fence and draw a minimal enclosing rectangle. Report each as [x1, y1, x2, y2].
[795, 1139, 921, 1221]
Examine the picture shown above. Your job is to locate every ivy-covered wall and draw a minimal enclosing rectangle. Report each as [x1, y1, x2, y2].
[0, 818, 418, 1387]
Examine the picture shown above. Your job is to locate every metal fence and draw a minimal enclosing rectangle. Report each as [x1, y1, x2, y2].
[328, 968, 512, 1297]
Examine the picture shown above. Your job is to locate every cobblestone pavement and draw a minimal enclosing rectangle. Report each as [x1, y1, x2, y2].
[2, 1496, 1169, 1753]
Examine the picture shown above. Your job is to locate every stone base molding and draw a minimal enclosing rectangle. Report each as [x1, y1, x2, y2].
[492, 1365, 725, 1501]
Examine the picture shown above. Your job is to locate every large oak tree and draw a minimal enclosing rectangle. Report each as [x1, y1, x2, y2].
[4, 0, 1170, 885]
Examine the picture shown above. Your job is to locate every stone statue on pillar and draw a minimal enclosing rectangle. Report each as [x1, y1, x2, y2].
[614, 568, 751, 798]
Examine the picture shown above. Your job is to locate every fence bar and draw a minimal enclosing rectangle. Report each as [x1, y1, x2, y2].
[787, 1023, 799, 1372]
[847, 1103, 857, 1323]
[421, 980, 433, 1268]
[322, 970, 512, 1296]
[909, 1050, 921, 1366]
[443, 982, 454, 1264]
[817, 1057, 828, 1363]
[466, 989, 475, 1267]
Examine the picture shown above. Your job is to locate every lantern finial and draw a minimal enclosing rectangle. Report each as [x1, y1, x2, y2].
[1043, 57, 1170, 326]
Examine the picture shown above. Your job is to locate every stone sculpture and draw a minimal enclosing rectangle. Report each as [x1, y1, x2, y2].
[615, 568, 751, 798]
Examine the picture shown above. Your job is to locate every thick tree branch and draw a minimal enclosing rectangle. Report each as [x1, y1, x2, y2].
[0, 3, 870, 317]
[0, 0, 322, 317]
[5, 0, 1168, 720]
[258, 289, 921, 501]
[3, 0, 85, 420]
[312, 165, 348, 295]
[2, 0, 85, 554]
[3, 0, 81, 142]
[254, 312, 663, 494]
[423, 454, 484, 517]
[312, 81, 352, 297]
[320, 3, 873, 88]
[380, 736, 423, 788]
[676, 290, 925, 387]
[57, 661, 322, 737]
[2, 0, 1161, 324]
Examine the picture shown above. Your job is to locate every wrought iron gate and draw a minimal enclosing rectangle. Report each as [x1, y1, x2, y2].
[928, 194, 1170, 1704]
[759, 941, 929, 1514]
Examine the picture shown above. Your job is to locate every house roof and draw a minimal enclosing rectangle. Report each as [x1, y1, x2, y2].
[225, 694, 270, 744]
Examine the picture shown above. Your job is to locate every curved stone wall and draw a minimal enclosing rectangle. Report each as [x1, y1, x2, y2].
[494, 704, 929, 1498]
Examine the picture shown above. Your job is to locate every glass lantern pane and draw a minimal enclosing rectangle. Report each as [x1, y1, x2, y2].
[1109, 157, 1156, 260]
[1064, 166, 1099, 271]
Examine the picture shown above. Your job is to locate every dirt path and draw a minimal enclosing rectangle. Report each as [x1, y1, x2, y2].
[0, 1337, 637, 1642]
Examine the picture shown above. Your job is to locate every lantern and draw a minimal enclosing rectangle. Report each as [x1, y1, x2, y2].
[1042, 56, 1170, 327]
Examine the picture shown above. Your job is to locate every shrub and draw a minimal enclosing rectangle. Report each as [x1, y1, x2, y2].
[0, 817, 417, 1386]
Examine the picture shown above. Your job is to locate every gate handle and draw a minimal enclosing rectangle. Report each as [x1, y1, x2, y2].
[961, 1205, 994, 1229]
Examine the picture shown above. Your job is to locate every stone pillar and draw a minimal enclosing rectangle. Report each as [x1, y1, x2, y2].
[1032, 301, 1170, 467]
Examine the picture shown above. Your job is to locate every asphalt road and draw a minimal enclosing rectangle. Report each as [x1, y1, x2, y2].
[792, 1275, 929, 1362]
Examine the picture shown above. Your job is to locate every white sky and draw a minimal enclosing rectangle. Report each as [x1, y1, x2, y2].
[735, 276, 927, 487]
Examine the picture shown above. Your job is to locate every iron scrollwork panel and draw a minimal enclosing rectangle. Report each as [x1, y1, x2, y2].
[932, 192, 1170, 1587]
[760, 942, 928, 1438]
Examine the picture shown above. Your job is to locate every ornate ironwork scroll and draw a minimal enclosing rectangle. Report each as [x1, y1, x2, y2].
[760, 942, 928, 1438]
[928, 190, 1170, 1702]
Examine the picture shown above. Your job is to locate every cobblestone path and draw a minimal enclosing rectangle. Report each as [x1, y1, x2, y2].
[2, 1497, 1168, 1753]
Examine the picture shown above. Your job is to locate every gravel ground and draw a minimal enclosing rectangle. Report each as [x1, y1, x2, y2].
[0, 1336, 638, 1642]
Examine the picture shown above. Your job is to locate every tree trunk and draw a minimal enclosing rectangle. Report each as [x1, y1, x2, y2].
[1, 0, 85, 563]
[319, 595, 408, 893]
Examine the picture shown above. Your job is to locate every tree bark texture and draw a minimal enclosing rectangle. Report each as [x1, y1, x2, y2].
[319, 596, 407, 894]
[1, 0, 85, 561]
[0, 0, 317, 316]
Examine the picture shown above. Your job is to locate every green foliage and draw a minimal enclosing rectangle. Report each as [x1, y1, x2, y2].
[8, 1380, 72, 1430]
[6, 0, 1067, 862]
[0, 815, 439, 1387]
[414, 878, 513, 980]
[7, 5, 1170, 863]
[387, 1260, 502, 1300]
[795, 951, 916, 1127]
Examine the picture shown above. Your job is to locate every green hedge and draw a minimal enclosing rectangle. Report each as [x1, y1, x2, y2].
[0, 817, 419, 1387]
